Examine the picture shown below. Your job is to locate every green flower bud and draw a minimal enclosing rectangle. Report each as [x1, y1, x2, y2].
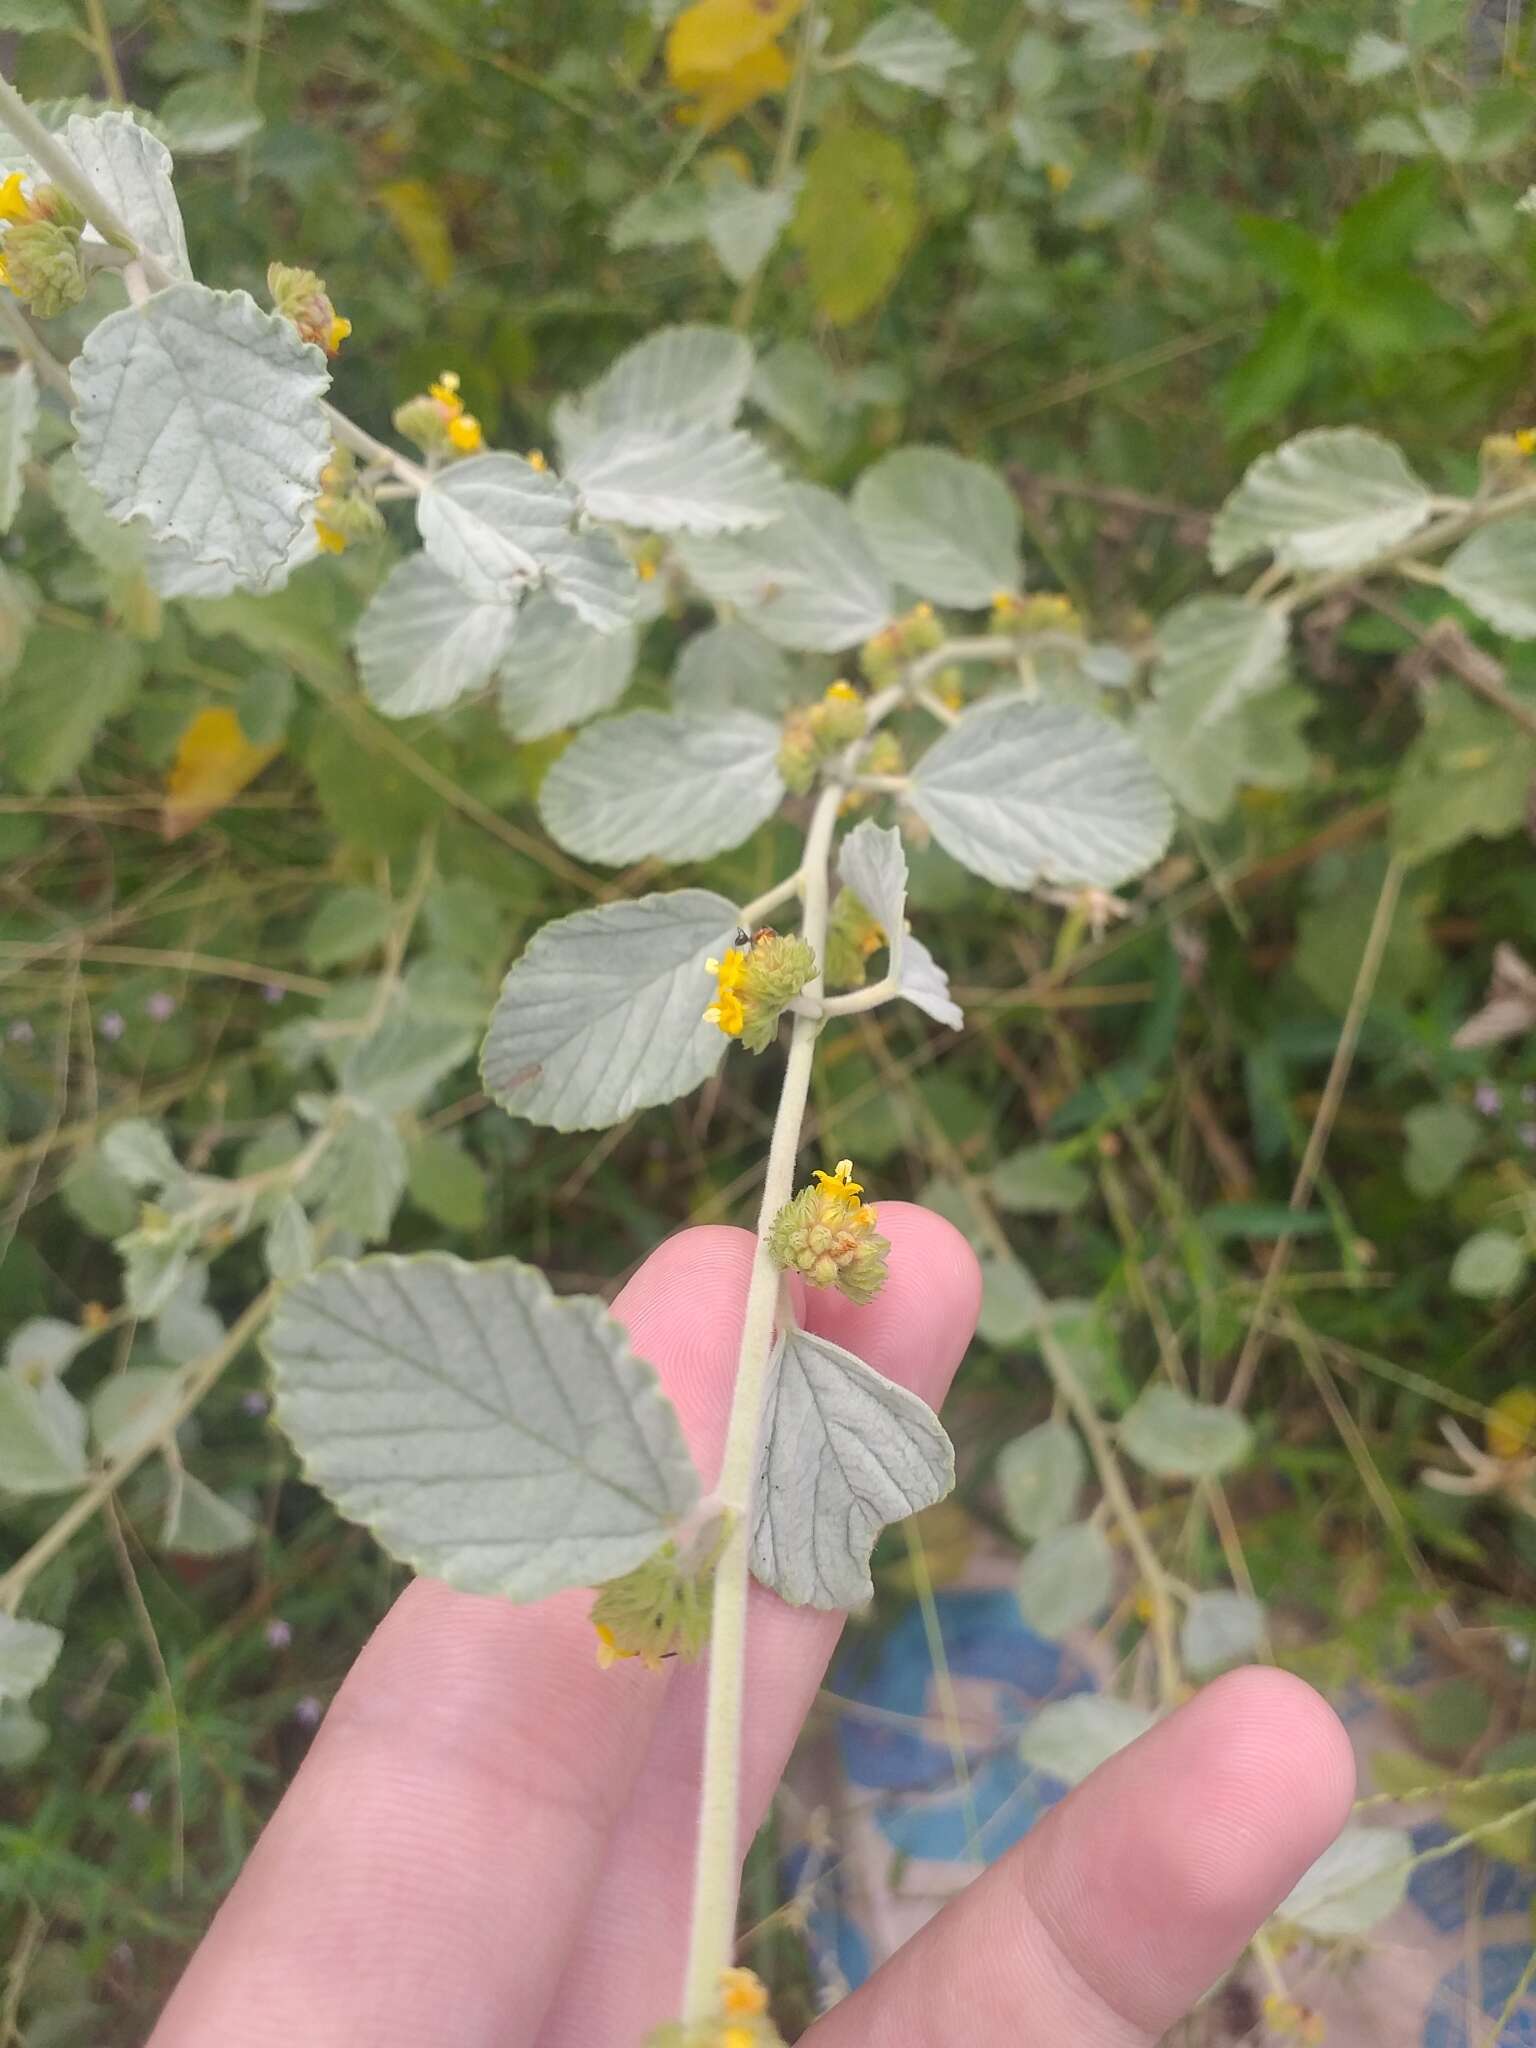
[393, 391, 451, 453]
[825, 886, 884, 991]
[30, 185, 84, 232]
[3, 221, 86, 319]
[767, 1159, 891, 1305]
[739, 932, 816, 1054]
[590, 1520, 728, 1671]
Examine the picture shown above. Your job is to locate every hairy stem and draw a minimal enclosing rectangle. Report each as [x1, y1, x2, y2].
[83, 0, 125, 103]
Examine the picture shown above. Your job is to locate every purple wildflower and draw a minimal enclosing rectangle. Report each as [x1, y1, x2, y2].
[265, 1618, 293, 1651]
[99, 1010, 126, 1043]
[294, 1695, 323, 1729]
[144, 991, 176, 1023]
[241, 1390, 270, 1418]
[6, 1018, 33, 1045]
[1520, 1123, 1536, 1151]
[261, 983, 284, 1005]
[128, 1788, 151, 1816]
[1476, 1082, 1502, 1117]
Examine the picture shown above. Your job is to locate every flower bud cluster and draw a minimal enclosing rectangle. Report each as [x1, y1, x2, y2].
[704, 932, 817, 1054]
[644, 1968, 785, 2048]
[824, 886, 884, 991]
[989, 589, 1081, 636]
[767, 1159, 890, 1305]
[267, 261, 351, 356]
[589, 1522, 728, 1672]
[394, 369, 486, 456]
[859, 601, 943, 684]
[776, 680, 867, 794]
[0, 172, 87, 318]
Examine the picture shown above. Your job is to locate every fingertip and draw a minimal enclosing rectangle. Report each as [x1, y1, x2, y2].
[805, 1200, 982, 1405]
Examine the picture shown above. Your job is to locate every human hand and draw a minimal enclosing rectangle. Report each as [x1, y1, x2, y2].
[148, 1208, 1354, 2047]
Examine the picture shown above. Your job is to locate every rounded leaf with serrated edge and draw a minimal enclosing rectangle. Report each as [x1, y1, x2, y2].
[1208, 428, 1432, 575]
[71, 284, 330, 587]
[541, 524, 639, 636]
[265, 1253, 701, 1602]
[751, 1325, 954, 1609]
[1180, 1589, 1265, 1676]
[1441, 518, 1536, 640]
[1275, 1825, 1410, 1938]
[852, 447, 1021, 606]
[852, 6, 970, 92]
[554, 324, 752, 464]
[1018, 1695, 1156, 1786]
[65, 110, 190, 281]
[539, 711, 783, 865]
[1015, 1519, 1112, 1637]
[481, 889, 737, 1132]
[910, 698, 1173, 892]
[0, 1614, 63, 1702]
[1150, 596, 1288, 729]
[677, 483, 895, 652]
[996, 1420, 1085, 1542]
[1119, 1384, 1254, 1478]
[415, 452, 576, 604]
[498, 593, 638, 741]
[672, 621, 797, 712]
[0, 363, 38, 534]
[354, 554, 519, 718]
[568, 419, 785, 535]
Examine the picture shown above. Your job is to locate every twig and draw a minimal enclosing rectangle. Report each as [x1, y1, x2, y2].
[1365, 594, 1536, 742]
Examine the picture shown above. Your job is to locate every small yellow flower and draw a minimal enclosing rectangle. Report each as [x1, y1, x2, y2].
[719, 1969, 769, 2018]
[594, 1621, 639, 1669]
[448, 412, 484, 453]
[0, 171, 29, 224]
[430, 371, 462, 404]
[315, 520, 348, 555]
[638, 557, 658, 581]
[825, 680, 859, 705]
[704, 989, 745, 1036]
[1515, 428, 1536, 457]
[1488, 1388, 1536, 1462]
[1046, 161, 1074, 193]
[721, 2030, 756, 2048]
[812, 1158, 864, 1208]
[707, 948, 748, 993]
[527, 448, 548, 472]
[326, 313, 352, 354]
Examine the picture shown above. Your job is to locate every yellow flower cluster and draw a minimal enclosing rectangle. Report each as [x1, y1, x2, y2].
[860, 601, 944, 684]
[777, 679, 868, 793]
[642, 1969, 782, 2048]
[1488, 1387, 1536, 1462]
[990, 589, 1081, 636]
[0, 171, 87, 316]
[768, 1159, 890, 1303]
[704, 932, 816, 1052]
[311, 446, 384, 557]
[428, 371, 486, 454]
[267, 262, 350, 357]
[704, 946, 748, 1038]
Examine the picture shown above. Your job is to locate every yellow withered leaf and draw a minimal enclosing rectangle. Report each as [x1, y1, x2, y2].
[377, 178, 455, 289]
[163, 707, 280, 841]
[1488, 1387, 1536, 1462]
[667, 0, 801, 129]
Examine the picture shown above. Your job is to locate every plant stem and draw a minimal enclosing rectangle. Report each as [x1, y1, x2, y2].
[83, 0, 125, 104]
[731, 0, 819, 331]
[0, 294, 73, 397]
[679, 781, 839, 2025]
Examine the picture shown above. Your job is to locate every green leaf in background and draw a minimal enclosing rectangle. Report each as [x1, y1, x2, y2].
[792, 128, 919, 326]
[480, 889, 736, 1132]
[1450, 1228, 1527, 1300]
[1294, 853, 1436, 1014]
[1182, 22, 1266, 101]
[1147, 597, 1289, 729]
[701, 168, 798, 285]
[1346, 30, 1409, 79]
[304, 1103, 407, 1242]
[340, 1007, 476, 1117]
[156, 75, 265, 154]
[995, 1419, 1085, 1542]
[989, 1144, 1091, 1214]
[1209, 429, 1433, 576]
[568, 419, 784, 536]
[851, 8, 970, 96]
[304, 887, 394, 971]
[976, 1244, 1044, 1344]
[0, 628, 143, 795]
[1119, 1384, 1254, 1478]
[538, 710, 783, 864]
[1440, 518, 1536, 640]
[1014, 1519, 1113, 1637]
[0, 362, 38, 534]
[1275, 1825, 1410, 1938]
[0, 1705, 47, 1767]
[0, 1615, 63, 1702]
[909, 699, 1174, 891]
[266, 1253, 701, 1602]
[353, 555, 520, 718]
[671, 621, 799, 714]
[1180, 1589, 1265, 1675]
[751, 1325, 953, 1609]
[678, 483, 896, 651]
[497, 594, 639, 742]
[159, 1472, 258, 1556]
[554, 326, 753, 461]
[1403, 1101, 1480, 1199]
[0, 1368, 87, 1495]
[66, 110, 191, 282]
[406, 1130, 488, 1234]
[851, 447, 1022, 607]
[1018, 1695, 1155, 1786]
[264, 1195, 315, 1282]
[91, 1368, 181, 1461]
[1390, 689, 1536, 864]
[72, 285, 330, 589]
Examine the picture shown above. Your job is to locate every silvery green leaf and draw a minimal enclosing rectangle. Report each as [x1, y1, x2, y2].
[481, 889, 736, 1132]
[341, 1007, 476, 1116]
[538, 711, 783, 864]
[1119, 1384, 1254, 1478]
[1018, 1695, 1156, 1786]
[266, 1252, 701, 1601]
[265, 1195, 315, 1282]
[996, 1420, 1085, 1541]
[703, 172, 798, 284]
[64, 110, 190, 281]
[119, 1225, 194, 1318]
[990, 1144, 1090, 1214]
[91, 1367, 180, 1461]
[0, 1369, 87, 1493]
[498, 592, 638, 740]
[157, 74, 264, 153]
[160, 1470, 257, 1555]
[677, 484, 895, 652]
[1208, 429, 1433, 575]
[1346, 30, 1408, 79]
[0, 1615, 63, 1703]
[1180, 1589, 1265, 1676]
[837, 818, 963, 1027]
[306, 1103, 406, 1243]
[541, 523, 640, 635]
[901, 933, 963, 1029]
[672, 621, 798, 713]
[153, 1267, 222, 1363]
[1441, 518, 1536, 639]
[554, 324, 753, 463]
[569, 420, 785, 536]
[609, 181, 709, 252]
[48, 449, 148, 581]
[415, 453, 575, 603]
[909, 699, 1174, 891]
[1150, 596, 1288, 728]
[1276, 1826, 1410, 1938]
[977, 1245, 1043, 1343]
[5, 1318, 83, 1378]
[0, 1705, 46, 1768]
[1014, 1519, 1113, 1637]
[749, 339, 843, 448]
[1451, 1227, 1527, 1299]
[852, 6, 970, 92]
[146, 520, 318, 598]
[853, 447, 1021, 606]
[0, 363, 37, 534]
[1135, 682, 1313, 824]
[1404, 1101, 1480, 1199]
[102, 1117, 179, 1190]
[751, 1326, 954, 1609]
[71, 284, 330, 588]
[354, 554, 520, 717]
